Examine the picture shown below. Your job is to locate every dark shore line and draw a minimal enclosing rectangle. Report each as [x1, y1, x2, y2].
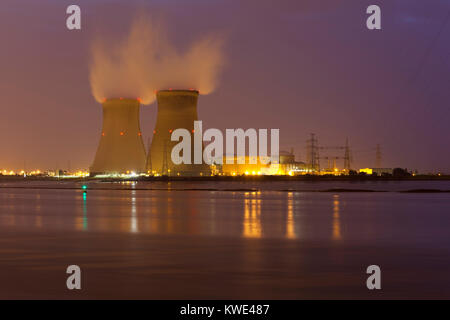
[399, 189, 450, 193]
[0, 174, 450, 183]
[0, 174, 449, 193]
[0, 185, 449, 194]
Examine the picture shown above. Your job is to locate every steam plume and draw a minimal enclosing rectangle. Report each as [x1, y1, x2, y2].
[89, 17, 225, 105]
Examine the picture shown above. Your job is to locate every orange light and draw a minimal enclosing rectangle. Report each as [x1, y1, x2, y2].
[169, 88, 172, 91]
[153, 130, 156, 134]
[169, 129, 173, 133]
[137, 98, 142, 102]
[120, 97, 123, 100]
[192, 129, 195, 133]
[101, 132, 105, 136]
[138, 132, 142, 136]
[120, 131, 124, 136]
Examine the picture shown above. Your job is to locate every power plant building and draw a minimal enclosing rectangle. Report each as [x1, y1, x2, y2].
[148, 90, 210, 176]
[90, 98, 147, 175]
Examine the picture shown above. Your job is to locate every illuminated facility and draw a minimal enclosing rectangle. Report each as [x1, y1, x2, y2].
[90, 98, 147, 176]
[148, 90, 210, 176]
[221, 151, 307, 176]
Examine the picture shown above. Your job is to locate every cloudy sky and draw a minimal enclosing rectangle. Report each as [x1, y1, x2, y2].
[0, 0, 449, 172]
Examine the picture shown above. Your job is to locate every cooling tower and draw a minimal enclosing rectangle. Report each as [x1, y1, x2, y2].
[149, 90, 210, 176]
[90, 98, 147, 175]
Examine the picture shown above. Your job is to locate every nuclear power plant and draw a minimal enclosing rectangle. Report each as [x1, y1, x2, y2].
[90, 98, 147, 175]
[88, 95, 362, 177]
[148, 90, 210, 176]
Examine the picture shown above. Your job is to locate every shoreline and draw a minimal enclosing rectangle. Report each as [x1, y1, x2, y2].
[1, 175, 450, 183]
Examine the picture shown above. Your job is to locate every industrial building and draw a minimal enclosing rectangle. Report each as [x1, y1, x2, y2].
[148, 90, 210, 176]
[221, 150, 307, 176]
[90, 98, 147, 175]
[359, 168, 393, 176]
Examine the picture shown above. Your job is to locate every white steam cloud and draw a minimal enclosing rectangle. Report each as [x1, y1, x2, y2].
[89, 16, 225, 104]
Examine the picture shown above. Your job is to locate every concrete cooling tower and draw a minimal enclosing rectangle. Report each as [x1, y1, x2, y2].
[149, 90, 210, 176]
[90, 98, 147, 175]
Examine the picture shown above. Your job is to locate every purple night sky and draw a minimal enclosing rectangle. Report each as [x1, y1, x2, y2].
[0, 0, 449, 173]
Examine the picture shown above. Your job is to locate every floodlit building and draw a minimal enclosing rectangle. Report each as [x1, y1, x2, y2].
[221, 150, 307, 176]
[360, 168, 393, 176]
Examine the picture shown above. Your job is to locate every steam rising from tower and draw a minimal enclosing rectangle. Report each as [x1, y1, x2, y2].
[89, 15, 225, 176]
[89, 16, 225, 105]
[90, 98, 146, 175]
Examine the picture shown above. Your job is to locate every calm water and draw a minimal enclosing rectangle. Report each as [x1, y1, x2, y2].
[0, 180, 450, 299]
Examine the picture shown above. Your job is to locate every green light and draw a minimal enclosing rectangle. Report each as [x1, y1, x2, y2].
[82, 185, 87, 190]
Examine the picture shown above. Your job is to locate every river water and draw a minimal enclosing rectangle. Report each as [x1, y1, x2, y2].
[0, 180, 449, 299]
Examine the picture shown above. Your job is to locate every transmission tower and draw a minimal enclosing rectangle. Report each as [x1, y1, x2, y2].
[306, 133, 320, 173]
[376, 144, 382, 168]
[343, 138, 351, 172]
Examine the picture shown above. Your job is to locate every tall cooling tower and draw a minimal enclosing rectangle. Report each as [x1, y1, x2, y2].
[90, 98, 147, 175]
[149, 90, 210, 176]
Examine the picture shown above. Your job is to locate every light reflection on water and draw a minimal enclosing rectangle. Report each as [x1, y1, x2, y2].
[0, 185, 450, 245]
[286, 192, 296, 239]
[332, 194, 341, 241]
[243, 192, 262, 238]
[131, 190, 138, 233]
[2, 182, 450, 299]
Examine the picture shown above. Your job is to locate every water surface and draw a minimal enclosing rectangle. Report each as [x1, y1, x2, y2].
[0, 180, 449, 299]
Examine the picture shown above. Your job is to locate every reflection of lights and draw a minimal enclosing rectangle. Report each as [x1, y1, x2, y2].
[75, 191, 88, 231]
[332, 194, 341, 241]
[35, 215, 42, 228]
[286, 192, 296, 239]
[35, 198, 42, 228]
[243, 193, 261, 238]
[130, 191, 138, 233]
[83, 191, 88, 230]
